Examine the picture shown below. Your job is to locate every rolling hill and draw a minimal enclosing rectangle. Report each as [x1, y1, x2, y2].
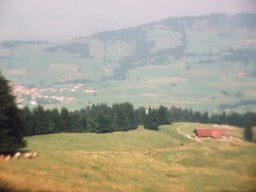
[0, 123, 255, 192]
[0, 13, 256, 112]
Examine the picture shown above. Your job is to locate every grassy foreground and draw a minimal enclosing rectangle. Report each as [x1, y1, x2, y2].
[0, 123, 256, 192]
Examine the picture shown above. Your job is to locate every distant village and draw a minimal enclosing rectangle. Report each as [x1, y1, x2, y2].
[11, 76, 142, 108]
[12, 83, 97, 108]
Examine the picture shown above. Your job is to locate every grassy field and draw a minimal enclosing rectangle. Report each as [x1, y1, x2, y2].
[0, 123, 256, 192]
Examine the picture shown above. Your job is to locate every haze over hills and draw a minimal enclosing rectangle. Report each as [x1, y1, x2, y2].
[0, 13, 256, 112]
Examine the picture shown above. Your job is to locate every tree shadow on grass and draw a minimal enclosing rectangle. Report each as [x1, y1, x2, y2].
[0, 180, 58, 192]
[0, 180, 27, 192]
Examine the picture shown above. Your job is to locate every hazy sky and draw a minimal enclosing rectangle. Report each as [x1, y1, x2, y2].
[0, 0, 256, 41]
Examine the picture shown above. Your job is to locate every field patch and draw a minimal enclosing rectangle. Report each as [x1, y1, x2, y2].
[145, 77, 187, 85]
[7, 68, 27, 76]
[48, 64, 80, 73]
[0, 48, 11, 57]
[1, 123, 255, 191]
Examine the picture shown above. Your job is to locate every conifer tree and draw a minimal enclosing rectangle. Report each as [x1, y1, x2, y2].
[95, 112, 113, 133]
[59, 107, 72, 132]
[157, 105, 169, 125]
[20, 106, 34, 136]
[244, 125, 253, 142]
[144, 107, 159, 131]
[135, 107, 146, 125]
[0, 72, 25, 153]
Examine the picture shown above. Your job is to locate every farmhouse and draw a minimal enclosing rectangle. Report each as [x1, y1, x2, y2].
[194, 128, 227, 138]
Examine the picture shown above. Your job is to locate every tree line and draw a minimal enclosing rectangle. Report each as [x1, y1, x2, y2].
[20, 104, 256, 138]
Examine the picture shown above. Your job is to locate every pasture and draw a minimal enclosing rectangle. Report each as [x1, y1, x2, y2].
[0, 123, 256, 192]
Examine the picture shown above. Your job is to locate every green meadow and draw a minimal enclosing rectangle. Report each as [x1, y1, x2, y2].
[1, 123, 255, 192]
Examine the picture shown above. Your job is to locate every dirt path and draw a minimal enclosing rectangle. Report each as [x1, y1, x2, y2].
[176, 124, 200, 142]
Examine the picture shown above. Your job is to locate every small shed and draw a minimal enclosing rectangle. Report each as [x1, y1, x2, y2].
[194, 128, 226, 138]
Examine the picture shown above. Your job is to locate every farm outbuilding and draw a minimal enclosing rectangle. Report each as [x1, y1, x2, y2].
[194, 129, 227, 138]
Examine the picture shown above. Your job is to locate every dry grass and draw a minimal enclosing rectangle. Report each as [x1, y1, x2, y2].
[0, 123, 256, 192]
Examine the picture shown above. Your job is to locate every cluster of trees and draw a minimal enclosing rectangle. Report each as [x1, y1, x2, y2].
[20, 104, 170, 135]
[223, 48, 256, 65]
[21, 103, 138, 136]
[45, 42, 90, 58]
[20, 104, 256, 138]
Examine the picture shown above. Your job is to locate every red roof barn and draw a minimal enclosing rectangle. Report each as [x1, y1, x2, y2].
[194, 129, 226, 138]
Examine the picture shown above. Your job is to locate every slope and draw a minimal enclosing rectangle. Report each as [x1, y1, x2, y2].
[0, 13, 256, 111]
[0, 123, 255, 192]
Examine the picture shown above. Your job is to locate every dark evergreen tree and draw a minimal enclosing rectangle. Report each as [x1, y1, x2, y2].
[59, 107, 72, 132]
[79, 116, 88, 132]
[194, 111, 202, 122]
[244, 125, 253, 141]
[226, 112, 242, 127]
[157, 105, 170, 125]
[47, 108, 60, 133]
[95, 113, 113, 133]
[112, 103, 123, 131]
[0, 73, 25, 153]
[201, 111, 209, 123]
[122, 102, 137, 130]
[85, 105, 97, 131]
[169, 106, 183, 122]
[187, 109, 194, 122]
[144, 107, 159, 131]
[218, 111, 228, 124]
[243, 111, 256, 128]
[135, 106, 146, 125]
[32, 105, 48, 135]
[242, 112, 255, 142]
[21, 106, 34, 136]
[112, 102, 136, 131]
[209, 113, 221, 124]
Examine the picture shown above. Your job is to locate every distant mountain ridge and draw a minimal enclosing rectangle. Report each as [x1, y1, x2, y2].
[0, 13, 256, 112]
